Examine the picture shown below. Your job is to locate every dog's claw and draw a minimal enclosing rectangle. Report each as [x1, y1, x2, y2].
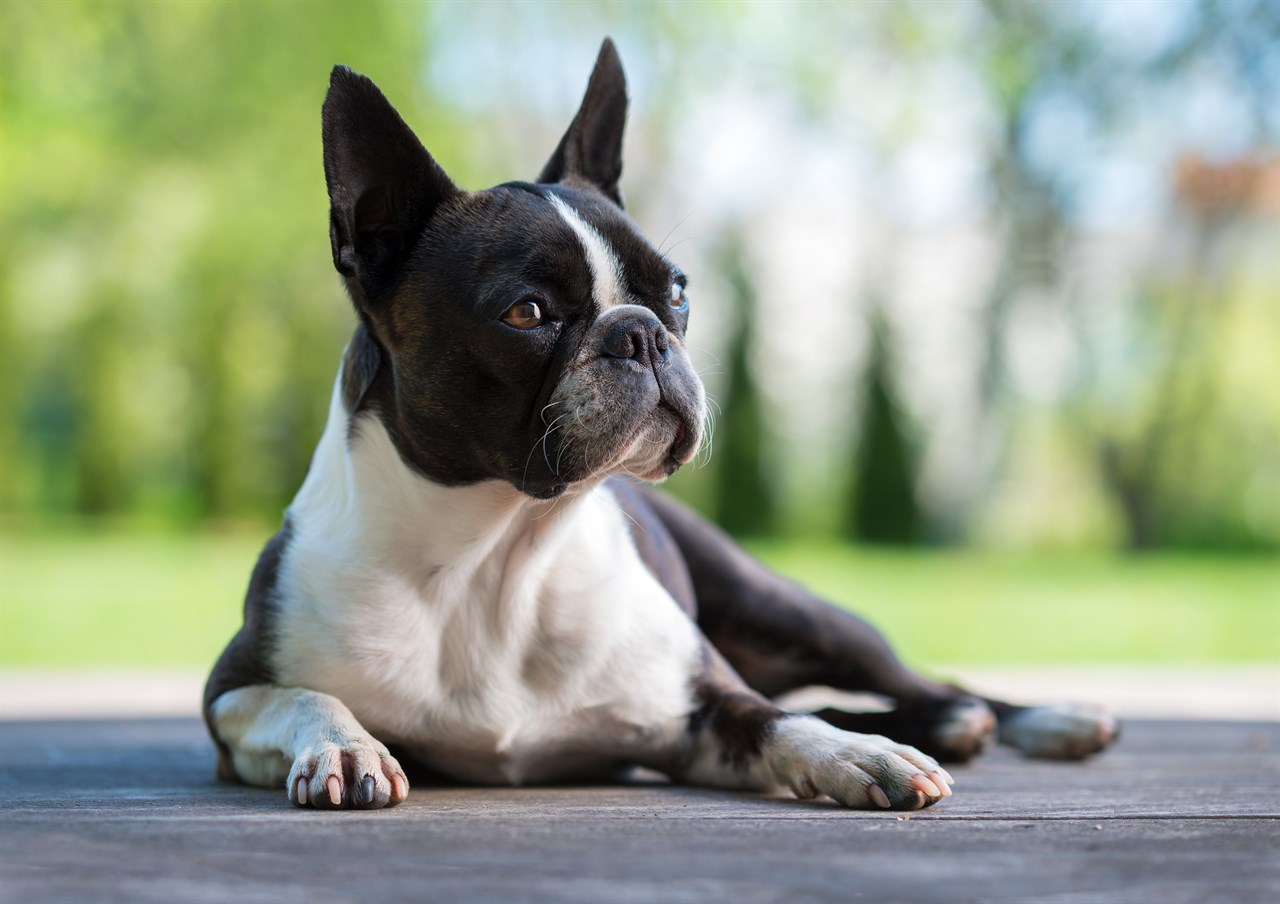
[912, 775, 942, 798]
[286, 737, 408, 810]
[771, 719, 953, 810]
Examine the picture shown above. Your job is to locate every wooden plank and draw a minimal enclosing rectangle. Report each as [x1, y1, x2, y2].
[1, 718, 1277, 903]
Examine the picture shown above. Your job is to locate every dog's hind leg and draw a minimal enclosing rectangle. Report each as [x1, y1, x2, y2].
[633, 487, 1117, 762]
[817, 690, 1117, 762]
[207, 684, 410, 809]
[658, 645, 954, 810]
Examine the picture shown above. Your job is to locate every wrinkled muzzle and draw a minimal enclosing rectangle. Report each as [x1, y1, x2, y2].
[540, 305, 705, 490]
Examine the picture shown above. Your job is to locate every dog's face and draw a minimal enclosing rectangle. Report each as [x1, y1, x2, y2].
[322, 42, 705, 499]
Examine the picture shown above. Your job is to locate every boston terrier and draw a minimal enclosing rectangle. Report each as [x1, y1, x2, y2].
[204, 39, 1117, 811]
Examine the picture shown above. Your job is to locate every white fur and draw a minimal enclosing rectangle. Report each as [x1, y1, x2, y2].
[210, 685, 406, 806]
[681, 714, 949, 808]
[219, 372, 703, 786]
[999, 703, 1118, 759]
[548, 194, 625, 309]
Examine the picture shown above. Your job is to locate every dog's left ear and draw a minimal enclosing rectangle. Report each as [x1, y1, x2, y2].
[538, 38, 628, 207]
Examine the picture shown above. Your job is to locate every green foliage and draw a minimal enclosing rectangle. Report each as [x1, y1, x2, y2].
[844, 305, 921, 544]
[0, 0, 1275, 553]
[0, 0, 439, 522]
[710, 234, 778, 538]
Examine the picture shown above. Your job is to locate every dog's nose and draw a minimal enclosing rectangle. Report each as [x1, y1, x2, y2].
[601, 316, 670, 367]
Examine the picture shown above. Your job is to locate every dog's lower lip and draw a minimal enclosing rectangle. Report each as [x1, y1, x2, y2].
[665, 421, 693, 475]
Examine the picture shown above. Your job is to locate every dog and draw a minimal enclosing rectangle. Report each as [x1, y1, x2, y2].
[204, 39, 1117, 811]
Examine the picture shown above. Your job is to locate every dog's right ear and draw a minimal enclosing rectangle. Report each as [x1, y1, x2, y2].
[322, 66, 458, 301]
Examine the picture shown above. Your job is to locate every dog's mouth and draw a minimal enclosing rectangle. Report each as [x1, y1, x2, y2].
[669, 421, 688, 470]
[621, 403, 702, 483]
[537, 404, 700, 494]
[522, 339, 707, 497]
[664, 410, 700, 473]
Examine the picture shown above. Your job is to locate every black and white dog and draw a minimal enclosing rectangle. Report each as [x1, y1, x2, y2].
[204, 40, 1117, 811]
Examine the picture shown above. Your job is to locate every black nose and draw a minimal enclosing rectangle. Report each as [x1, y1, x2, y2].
[601, 316, 670, 367]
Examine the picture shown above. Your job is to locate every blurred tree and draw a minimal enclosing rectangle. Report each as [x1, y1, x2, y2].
[968, 0, 1077, 531]
[1, 0, 1275, 551]
[0, 0, 433, 523]
[1095, 156, 1280, 550]
[711, 233, 779, 537]
[844, 303, 921, 545]
[973, 0, 1280, 550]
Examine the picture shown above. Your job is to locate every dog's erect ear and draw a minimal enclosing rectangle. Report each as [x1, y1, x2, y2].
[538, 38, 628, 207]
[322, 66, 458, 298]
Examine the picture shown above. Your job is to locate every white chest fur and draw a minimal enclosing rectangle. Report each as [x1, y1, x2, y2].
[269, 378, 702, 784]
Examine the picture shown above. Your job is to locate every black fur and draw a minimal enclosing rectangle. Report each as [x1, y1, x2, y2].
[204, 40, 1117, 801]
[538, 39, 628, 206]
[203, 520, 290, 781]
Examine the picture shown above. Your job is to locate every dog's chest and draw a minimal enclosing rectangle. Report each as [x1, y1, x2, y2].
[271, 436, 701, 783]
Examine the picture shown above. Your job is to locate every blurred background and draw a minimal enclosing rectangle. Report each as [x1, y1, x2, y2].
[1, 0, 1277, 701]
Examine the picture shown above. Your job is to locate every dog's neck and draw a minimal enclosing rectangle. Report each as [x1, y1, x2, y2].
[288, 360, 594, 577]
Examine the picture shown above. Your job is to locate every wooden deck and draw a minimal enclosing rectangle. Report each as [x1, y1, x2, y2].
[1, 717, 1277, 902]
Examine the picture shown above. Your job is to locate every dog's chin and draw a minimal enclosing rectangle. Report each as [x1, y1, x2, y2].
[582, 408, 702, 487]
[521, 409, 700, 499]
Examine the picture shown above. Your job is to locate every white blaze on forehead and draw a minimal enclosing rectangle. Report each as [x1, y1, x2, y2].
[547, 194, 625, 309]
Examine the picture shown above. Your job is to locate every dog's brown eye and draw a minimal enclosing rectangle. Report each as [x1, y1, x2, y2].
[669, 283, 688, 311]
[502, 300, 544, 329]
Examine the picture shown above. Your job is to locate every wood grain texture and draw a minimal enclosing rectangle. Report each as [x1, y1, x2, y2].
[1, 718, 1277, 902]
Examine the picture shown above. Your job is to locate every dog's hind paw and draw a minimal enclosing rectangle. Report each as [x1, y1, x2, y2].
[928, 697, 997, 763]
[287, 737, 409, 809]
[999, 703, 1119, 760]
[769, 716, 955, 811]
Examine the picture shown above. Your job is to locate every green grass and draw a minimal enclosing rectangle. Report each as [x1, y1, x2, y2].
[1, 530, 265, 668]
[1, 530, 1277, 668]
[745, 541, 1280, 667]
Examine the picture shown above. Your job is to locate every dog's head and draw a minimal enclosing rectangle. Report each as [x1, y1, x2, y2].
[322, 39, 705, 499]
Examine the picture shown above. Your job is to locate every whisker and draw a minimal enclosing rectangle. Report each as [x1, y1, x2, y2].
[686, 343, 722, 367]
[521, 408, 572, 490]
[657, 207, 700, 257]
[540, 409, 574, 473]
[661, 235, 702, 256]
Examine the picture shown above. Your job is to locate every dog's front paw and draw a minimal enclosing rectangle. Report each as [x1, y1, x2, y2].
[287, 736, 409, 809]
[999, 703, 1119, 760]
[769, 716, 954, 811]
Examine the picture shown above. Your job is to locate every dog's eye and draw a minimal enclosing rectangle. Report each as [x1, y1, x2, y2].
[669, 283, 688, 311]
[501, 300, 544, 330]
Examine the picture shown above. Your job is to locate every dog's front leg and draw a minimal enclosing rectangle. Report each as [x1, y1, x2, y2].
[209, 685, 409, 809]
[670, 655, 954, 811]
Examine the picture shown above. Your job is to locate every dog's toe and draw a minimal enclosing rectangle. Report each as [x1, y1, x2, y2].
[771, 719, 956, 810]
[928, 698, 997, 763]
[287, 739, 409, 809]
[834, 743, 951, 810]
[999, 703, 1119, 760]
